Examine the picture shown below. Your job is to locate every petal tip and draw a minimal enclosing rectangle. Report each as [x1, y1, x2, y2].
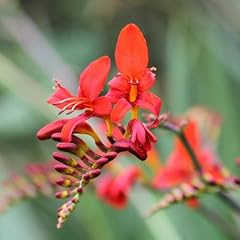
[115, 23, 148, 77]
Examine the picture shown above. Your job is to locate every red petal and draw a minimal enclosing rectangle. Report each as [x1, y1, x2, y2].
[111, 98, 132, 123]
[136, 92, 162, 116]
[61, 114, 90, 142]
[113, 166, 140, 192]
[48, 83, 74, 109]
[78, 56, 111, 101]
[93, 96, 112, 116]
[152, 151, 194, 189]
[37, 119, 68, 140]
[115, 23, 148, 78]
[131, 120, 146, 145]
[138, 70, 156, 92]
[145, 126, 157, 143]
[111, 166, 140, 208]
[96, 175, 113, 198]
[96, 175, 127, 209]
[108, 75, 130, 92]
[106, 88, 127, 103]
[175, 121, 201, 154]
[152, 167, 193, 189]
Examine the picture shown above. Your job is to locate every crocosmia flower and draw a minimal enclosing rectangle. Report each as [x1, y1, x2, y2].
[36, 23, 163, 228]
[152, 121, 228, 189]
[96, 166, 140, 209]
[107, 23, 162, 122]
[38, 56, 112, 142]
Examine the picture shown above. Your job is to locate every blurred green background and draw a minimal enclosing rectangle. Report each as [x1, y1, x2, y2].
[0, 0, 240, 239]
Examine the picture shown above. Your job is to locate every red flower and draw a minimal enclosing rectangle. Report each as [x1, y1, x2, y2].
[152, 121, 228, 189]
[38, 56, 112, 142]
[128, 119, 157, 152]
[48, 56, 111, 116]
[107, 24, 162, 122]
[96, 166, 140, 208]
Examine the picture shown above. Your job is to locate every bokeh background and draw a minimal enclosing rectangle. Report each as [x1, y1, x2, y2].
[0, 0, 240, 239]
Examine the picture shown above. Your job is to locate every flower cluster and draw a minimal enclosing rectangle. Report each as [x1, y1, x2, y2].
[147, 108, 240, 215]
[37, 23, 162, 228]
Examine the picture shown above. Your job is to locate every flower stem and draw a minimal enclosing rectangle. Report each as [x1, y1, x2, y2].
[160, 121, 202, 173]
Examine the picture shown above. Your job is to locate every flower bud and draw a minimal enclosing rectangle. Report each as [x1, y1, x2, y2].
[57, 142, 77, 152]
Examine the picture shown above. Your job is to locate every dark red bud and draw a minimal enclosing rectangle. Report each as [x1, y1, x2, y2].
[53, 152, 78, 167]
[112, 140, 131, 152]
[94, 157, 109, 168]
[103, 152, 117, 160]
[56, 178, 78, 187]
[57, 142, 77, 152]
[51, 133, 62, 141]
[82, 169, 101, 181]
[76, 186, 83, 194]
[55, 190, 72, 199]
[54, 165, 80, 178]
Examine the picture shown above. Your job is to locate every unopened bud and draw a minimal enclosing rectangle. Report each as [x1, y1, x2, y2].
[37, 119, 67, 140]
[103, 152, 117, 160]
[57, 142, 77, 152]
[55, 190, 72, 199]
[51, 133, 62, 141]
[56, 178, 78, 187]
[82, 169, 101, 181]
[54, 165, 81, 178]
[53, 152, 78, 168]
[94, 158, 109, 168]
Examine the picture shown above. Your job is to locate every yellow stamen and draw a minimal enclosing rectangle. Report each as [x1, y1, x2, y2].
[131, 106, 138, 119]
[129, 84, 138, 102]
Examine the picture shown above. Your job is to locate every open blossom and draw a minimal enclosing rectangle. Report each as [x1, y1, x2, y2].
[96, 166, 140, 209]
[107, 23, 162, 122]
[37, 56, 112, 142]
[152, 121, 228, 189]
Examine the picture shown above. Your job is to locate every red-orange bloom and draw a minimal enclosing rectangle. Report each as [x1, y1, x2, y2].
[107, 24, 162, 122]
[48, 56, 111, 116]
[38, 56, 112, 142]
[96, 166, 140, 208]
[152, 121, 228, 189]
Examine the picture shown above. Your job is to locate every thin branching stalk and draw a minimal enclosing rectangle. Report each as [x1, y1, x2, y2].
[159, 121, 240, 215]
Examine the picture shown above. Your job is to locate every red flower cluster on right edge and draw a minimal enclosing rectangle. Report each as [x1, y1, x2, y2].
[37, 23, 162, 228]
[152, 121, 229, 189]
